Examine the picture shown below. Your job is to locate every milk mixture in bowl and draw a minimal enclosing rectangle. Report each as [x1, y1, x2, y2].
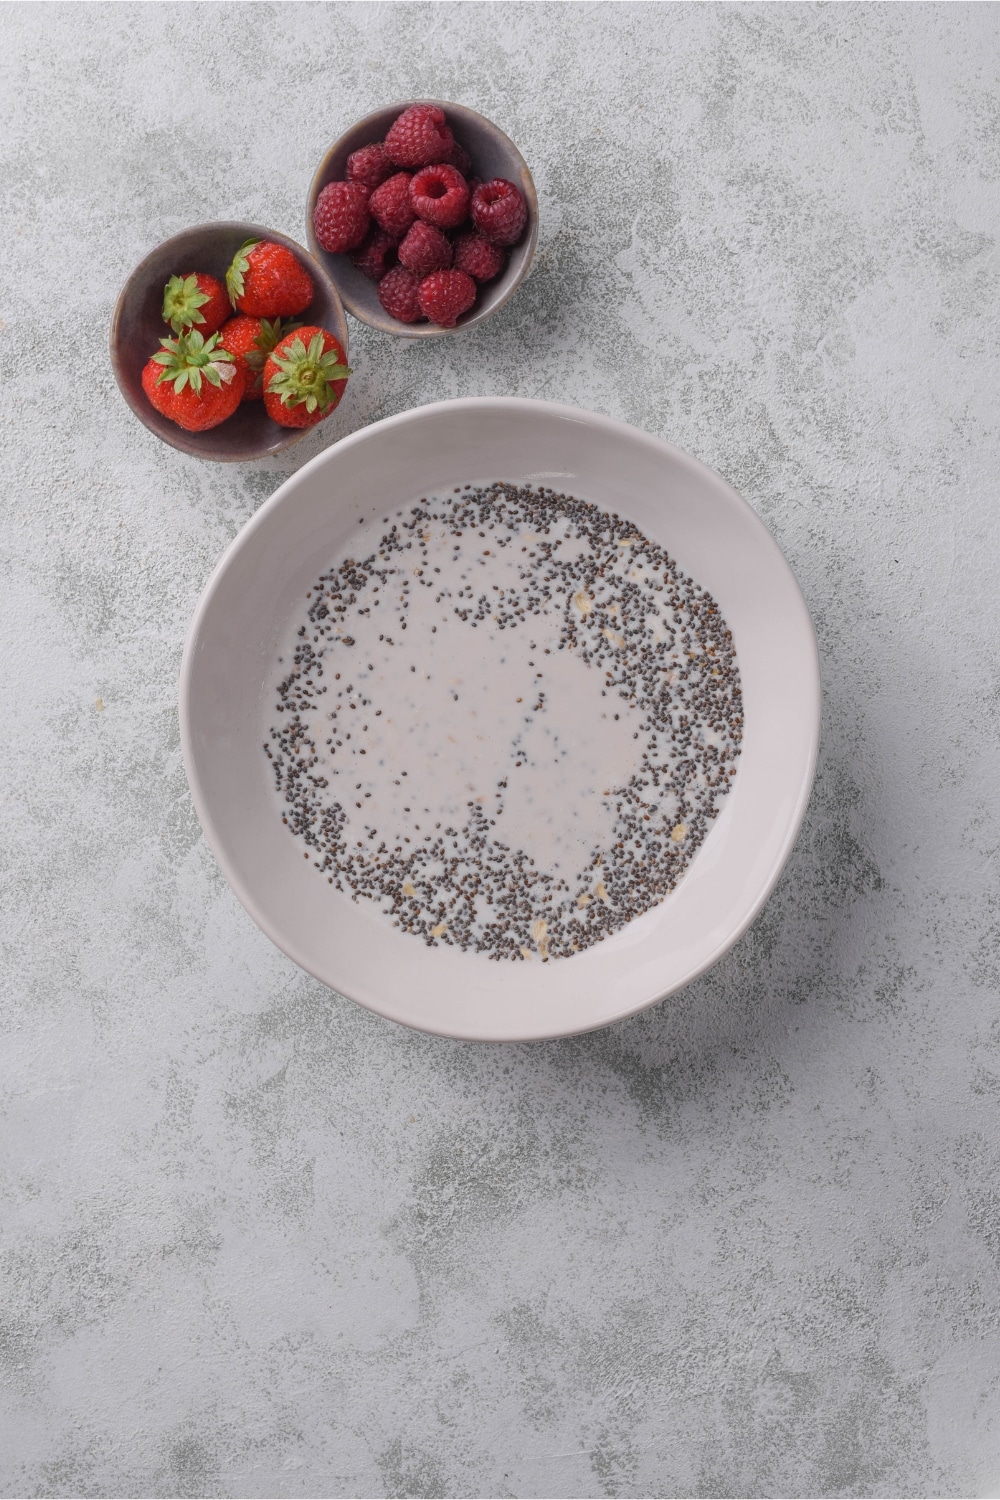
[264, 481, 743, 961]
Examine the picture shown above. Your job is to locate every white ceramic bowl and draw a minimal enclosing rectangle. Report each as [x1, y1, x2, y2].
[180, 399, 820, 1041]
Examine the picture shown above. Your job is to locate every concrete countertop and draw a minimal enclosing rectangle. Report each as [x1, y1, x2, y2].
[2, 4, 999, 1495]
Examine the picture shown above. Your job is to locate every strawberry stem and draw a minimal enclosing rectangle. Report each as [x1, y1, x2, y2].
[225, 238, 260, 307]
[266, 332, 351, 415]
[162, 274, 210, 334]
[151, 330, 234, 395]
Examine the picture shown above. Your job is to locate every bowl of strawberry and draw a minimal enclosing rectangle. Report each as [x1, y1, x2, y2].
[307, 102, 537, 336]
[111, 223, 351, 461]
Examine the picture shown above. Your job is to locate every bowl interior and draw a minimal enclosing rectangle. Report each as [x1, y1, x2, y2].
[111, 223, 349, 462]
[306, 102, 538, 338]
[181, 399, 820, 1041]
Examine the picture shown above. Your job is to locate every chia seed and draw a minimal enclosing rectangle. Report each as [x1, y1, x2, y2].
[265, 482, 743, 961]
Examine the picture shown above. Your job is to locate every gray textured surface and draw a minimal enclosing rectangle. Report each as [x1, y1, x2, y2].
[2, 3, 999, 1495]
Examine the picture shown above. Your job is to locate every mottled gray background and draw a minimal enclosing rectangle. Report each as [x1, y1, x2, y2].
[2, 3, 999, 1496]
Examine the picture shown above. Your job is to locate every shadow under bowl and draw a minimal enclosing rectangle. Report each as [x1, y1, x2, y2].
[306, 101, 538, 338]
[110, 222, 350, 462]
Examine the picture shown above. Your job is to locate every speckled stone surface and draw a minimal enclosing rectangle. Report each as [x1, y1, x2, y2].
[3, 4, 1000, 1496]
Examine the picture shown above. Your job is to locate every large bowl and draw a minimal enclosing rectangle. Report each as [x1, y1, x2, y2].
[306, 101, 538, 338]
[180, 399, 820, 1041]
[110, 222, 350, 462]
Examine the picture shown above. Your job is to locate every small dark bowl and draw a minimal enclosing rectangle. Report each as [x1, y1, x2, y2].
[110, 222, 350, 462]
[306, 101, 538, 338]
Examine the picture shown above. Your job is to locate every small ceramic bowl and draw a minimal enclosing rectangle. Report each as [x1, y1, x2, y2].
[306, 101, 538, 338]
[110, 222, 350, 462]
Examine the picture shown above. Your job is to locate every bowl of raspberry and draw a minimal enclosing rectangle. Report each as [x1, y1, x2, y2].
[306, 102, 537, 337]
[110, 222, 351, 461]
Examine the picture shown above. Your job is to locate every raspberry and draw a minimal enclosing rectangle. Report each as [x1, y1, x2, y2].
[418, 269, 477, 327]
[346, 142, 394, 192]
[313, 180, 370, 253]
[377, 266, 425, 323]
[384, 104, 454, 169]
[369, 171, 417, 239]
[470, 178, 528, 246]
[452, 231, 506, 283]
[398, 221, 452, 276]
[350, 226, 398, 281]
[410, 164, 471, 230]
[444, 138, 473, 176]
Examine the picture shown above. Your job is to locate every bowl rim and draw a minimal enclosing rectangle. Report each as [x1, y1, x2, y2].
[305, 99, 538, 339]
[109, 221, 350, 463]
[180, 397, 822, 1042]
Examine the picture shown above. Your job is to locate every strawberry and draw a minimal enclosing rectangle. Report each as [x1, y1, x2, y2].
[263, 326, 350, 429]
[161, 272, 230, 336]
[225, 239, 314, 318]
[141, 330, 245, 431]
[216, 315, 298, 401]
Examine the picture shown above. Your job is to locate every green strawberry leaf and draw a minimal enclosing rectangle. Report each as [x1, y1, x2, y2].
[161, 273, 211, 334]
[225, 238, 260, 307]
[259, 317, 300, 353]
[245, 318, 301, 371]
[265, 331, 351, 415]
[152, 330, 234, 393]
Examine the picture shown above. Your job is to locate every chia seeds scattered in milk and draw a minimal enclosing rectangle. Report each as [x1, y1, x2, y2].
[265, 482, 742, 961]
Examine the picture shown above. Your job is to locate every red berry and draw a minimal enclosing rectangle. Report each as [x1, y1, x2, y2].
[377, 266, 425, 324]
[141, 329, 246, 431]
[226, 239, 314, 318]
[369, 172, 417, 239]
[410, 164, 471, 230]
[443, 138, 473, 176]
[470, 178, 528, 246]
[216, 315, 295, 401]
[452, 231, 506, 283]
[346, 142, 394, 192]
[263, 325, 350, 429]
[161, 272, 229, 337]
[398, 221, 452, 276]
[350, 226, 399, 281]
[418, 269, 477, 327]
[384, 104, 454, 169]
[313, 181, 370, 253]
